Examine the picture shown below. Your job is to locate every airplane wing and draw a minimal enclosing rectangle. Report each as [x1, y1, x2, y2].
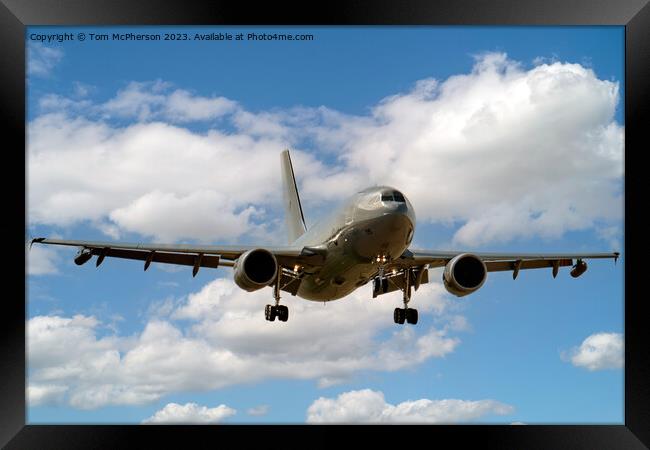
[396, 248, 619, 278]
[29, 237, 326, 276]
[371, 248, 619, 298]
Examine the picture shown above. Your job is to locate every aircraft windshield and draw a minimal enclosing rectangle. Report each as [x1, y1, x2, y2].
[381, 191, 406, 203]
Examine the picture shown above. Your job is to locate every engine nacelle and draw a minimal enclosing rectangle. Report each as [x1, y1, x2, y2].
[443, 253, 487, 297]
[233, 249, 278, 292]
[570, 260, 588, 278]
[74, 248, 93, 266]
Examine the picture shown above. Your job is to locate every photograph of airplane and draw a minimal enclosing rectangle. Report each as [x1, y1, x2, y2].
[30, 149, 619, 325]
[25, 25, 623, 425]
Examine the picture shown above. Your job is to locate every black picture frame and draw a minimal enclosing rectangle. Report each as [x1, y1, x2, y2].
[3, 0, 648, 448]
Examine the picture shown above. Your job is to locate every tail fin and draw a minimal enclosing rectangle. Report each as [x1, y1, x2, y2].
[281, 149, 307, 243]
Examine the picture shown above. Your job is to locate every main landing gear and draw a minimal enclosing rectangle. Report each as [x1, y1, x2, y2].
[265, 274, 289, 322]
[265, 304, 288, 322]
[393, 268, 418, 325]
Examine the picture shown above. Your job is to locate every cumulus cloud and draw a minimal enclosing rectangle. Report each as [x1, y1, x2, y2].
[28, 53, 622, 249]
[306, 389, 514, 423]
[27, 278, 462, 409]
[27, 114, 297, 241]
[28, 43, 64, 77]
[563, 332, 623, 371]
[109, 190, 262, 242]
[27, 384, 68, 406]
[247, 405, 270, 416]
[102, 81, 238, 122]
[142, 402, 236, 424]
[26, 242, 60, 275]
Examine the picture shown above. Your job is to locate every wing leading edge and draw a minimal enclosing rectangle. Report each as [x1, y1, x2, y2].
[29, 238, 325, 276]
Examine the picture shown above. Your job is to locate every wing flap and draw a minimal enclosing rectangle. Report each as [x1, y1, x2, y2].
[485, 258, 573, 272]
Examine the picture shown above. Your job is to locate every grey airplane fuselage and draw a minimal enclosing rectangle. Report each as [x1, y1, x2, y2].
[291, 186, 415, 301]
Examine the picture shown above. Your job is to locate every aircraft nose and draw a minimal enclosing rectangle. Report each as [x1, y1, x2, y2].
[381, 202, 414, 227]
[384, 201, 409, 217]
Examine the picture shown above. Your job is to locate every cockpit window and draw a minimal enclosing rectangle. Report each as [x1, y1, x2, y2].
[381, 191, 406, 203]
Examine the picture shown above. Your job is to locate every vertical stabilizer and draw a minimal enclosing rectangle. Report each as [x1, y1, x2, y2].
[281, 149, 307, 243]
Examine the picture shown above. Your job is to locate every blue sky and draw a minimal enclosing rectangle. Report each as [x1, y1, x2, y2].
[26, 26, 624, 424]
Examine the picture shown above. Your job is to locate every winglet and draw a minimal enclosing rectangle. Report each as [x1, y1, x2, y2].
[614, 252, 620, 264]
[29, 237, 45, 250]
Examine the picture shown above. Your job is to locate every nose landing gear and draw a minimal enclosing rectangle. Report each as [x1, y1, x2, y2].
[372, 276, 389, 297]
[372, 258, 391, 298]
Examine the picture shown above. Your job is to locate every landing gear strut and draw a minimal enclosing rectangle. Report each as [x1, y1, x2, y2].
[265, 274, 289, 322]
[372, 265, 390, 298]
[372, 277, 389, 297]
[394, 269, 418, 325]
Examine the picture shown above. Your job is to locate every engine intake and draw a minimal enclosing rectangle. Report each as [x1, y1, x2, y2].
[233, 249, 278, 291]
[443, 253, 487, 297]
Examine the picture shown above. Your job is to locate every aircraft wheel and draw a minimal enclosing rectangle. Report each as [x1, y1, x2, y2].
[265, 304, 276, 321]
[406, 308, 418, 325]
[278, 305, 289, 322]
[393, 308, 406, 324]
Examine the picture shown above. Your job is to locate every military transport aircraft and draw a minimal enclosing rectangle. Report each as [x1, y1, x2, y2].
[30, 150, 619, 325]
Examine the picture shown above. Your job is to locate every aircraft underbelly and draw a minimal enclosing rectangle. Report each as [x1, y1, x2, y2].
[297, 262, 373, 301]
[297, 213, 411, 301]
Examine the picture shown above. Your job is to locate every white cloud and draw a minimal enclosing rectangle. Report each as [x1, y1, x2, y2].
[101, 80, 170, 121]
[72, 81, 93, 98]
[247, 405, 270, 416]
[38, 80, 237, 124]
[28, 53, 622, 249]
[142, 402, 235, 424]
[563, 332, 623, 371]
[306, 389, 514, 423]
[596, 225, 622, 251]
[109, 190, 261, 242]
[26, 242, 60, 275]
[28, 43, 64, 77]
[165, 89, 237, 122]
[27, 112, 298, 241]
[27, 384, 68, 406]
[28, 278, 462, 409]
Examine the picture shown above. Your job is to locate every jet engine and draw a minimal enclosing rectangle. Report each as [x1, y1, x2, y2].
[570, 260, 588, 278]
[443, 253, 487, 297]
[233, 249, 279, 291]
[74, 248, 93, 265]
